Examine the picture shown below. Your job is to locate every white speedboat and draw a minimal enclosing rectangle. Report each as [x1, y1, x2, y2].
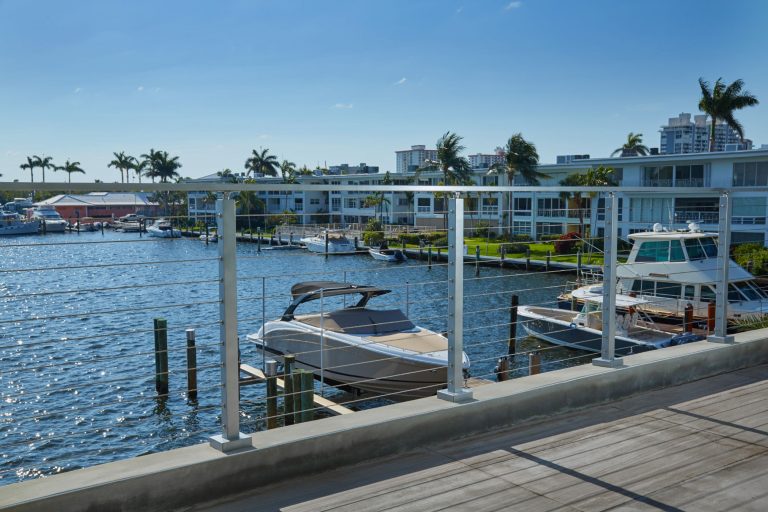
[247, 281, 470, 401]
[113, 214, 145, 232]
[0, 212, 40, 236]
[301, 231, 356, 254]
[199, 232, 218, 243]
[369, 243, 407, 262]
[519, 294, 704, 354]
[147, 219, 181, 238]
[29, 205, 68, 233]
[560, 222, 768, 322]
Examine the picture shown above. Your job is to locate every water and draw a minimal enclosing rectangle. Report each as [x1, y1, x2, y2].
[0, 231, 584, 484]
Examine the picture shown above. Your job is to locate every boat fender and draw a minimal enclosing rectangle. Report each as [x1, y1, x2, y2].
[569, 322, 576, 329]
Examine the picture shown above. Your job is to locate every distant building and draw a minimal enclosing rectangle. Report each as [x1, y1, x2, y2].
[395, 145, 437, 173]
[660, 113, 751, 154]
[35, 192, 159, 221]
[556, 154, 591, 164]
[468, 152, 505, 169]
[327, 163, 379, 175]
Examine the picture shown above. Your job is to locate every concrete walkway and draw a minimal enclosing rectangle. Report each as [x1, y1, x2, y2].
[188, 365, 768, 512]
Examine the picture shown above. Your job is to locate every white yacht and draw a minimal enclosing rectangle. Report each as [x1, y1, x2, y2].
[0, 211, 40, 236]
[301, 230, 357, 254]
[29, 205, 68, 233]
[369, 242, 407, 262]
[247, 281, 470, 401]
[562, 223, 768, 323]
[146, 219, 181, 238]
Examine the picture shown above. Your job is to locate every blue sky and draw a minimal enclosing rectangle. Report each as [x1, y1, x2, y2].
[1, 0, 767, 183]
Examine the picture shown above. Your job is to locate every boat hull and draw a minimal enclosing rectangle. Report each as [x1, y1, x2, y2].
[303, 238, 356, 254]
[369, 248, 407, 262]
[0, 220, 40, 236]
[249, 323, 453, 401]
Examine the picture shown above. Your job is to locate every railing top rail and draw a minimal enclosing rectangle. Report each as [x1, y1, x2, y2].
[3, 181, 767, 195]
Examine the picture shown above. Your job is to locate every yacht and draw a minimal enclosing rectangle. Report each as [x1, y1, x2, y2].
[519, 293, 704, 354]
[146, 219, 181, 238]
[301, 230, 357, 254]
[29, 205, 68, 233]
[247, 281, 470, 401]
[0, 211, 40, 236]
[369, 242, 407, 262]
[560, 222, 768, 323]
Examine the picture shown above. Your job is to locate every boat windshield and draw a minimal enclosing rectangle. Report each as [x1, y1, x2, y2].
[684, 237, 718, 260]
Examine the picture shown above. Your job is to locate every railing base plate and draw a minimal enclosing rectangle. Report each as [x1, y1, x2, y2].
[209, 433, 252, 453]
[437, 388, 474, 403]
[592, 357, 624, 368]
[707, 335, 735, 345]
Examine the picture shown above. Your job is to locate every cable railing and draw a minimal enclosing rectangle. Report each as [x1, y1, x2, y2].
[1, 181, 767, 486]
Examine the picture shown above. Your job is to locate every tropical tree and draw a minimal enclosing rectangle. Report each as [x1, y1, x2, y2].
[20, 156, 35, 182]
[108, 151, 135, 183]
[236, 182, 265, 233]
[297, 165, 313, 176]
[698, 77, 759, 152]
[244, 148, 279, 178]
[217, 168, 238, 183]
[611, 132, 649, 157]
[131, 159, 146, 184]
[154, 151, 182, 183]
[419, 132, 473, 229]
[488, 134, 548, 237]
[560, 166, 616, 246]
[56, 160, 85, 183]
[279, 159, 297, 212]
[140, 149, 161, 183]
[33, 155, 54, 183]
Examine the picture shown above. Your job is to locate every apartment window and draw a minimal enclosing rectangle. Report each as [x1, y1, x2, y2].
[398, 198, 409, 206]
[512, 221, 531, 235]
[629, 197, 671, 223]
[733, 161, 768, 186]
[188, 198, 196, 209]
[345, 198, 357, 208]
[536, 198, 565, 217]
[514, 197, 532, 214]
[536, 222, 563, 236]
[331, 198, 341, 210]
[309, 198, 320, 205]
[675, 164, 705, 186]
[417, 197, 431, 213]
[294, 198, 303, 212]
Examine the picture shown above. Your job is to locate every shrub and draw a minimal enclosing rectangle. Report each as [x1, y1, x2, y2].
[430, 236, 449, 248]
[363, 219, 384, 246]
[539, 234, 562, 242]
[733, 243, 768, 276]
[554, 232, 581, 254]
[397, 233, 422, 245]
[505, 243, 528, 254]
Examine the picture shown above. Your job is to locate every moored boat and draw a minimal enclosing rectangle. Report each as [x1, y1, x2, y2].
[247, 281, 470, 401]
[369, 242, 407, 262]
[28, 205, 68, 233]
[0, 211, 40, 236]
[147, 219, 181, 238]
[301, 230, 356, 254]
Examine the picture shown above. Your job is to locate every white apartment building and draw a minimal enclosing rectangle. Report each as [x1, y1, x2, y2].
[468, 152, 505, 169]
[660, 113, 751, 154]
[395, 145, 437, 173]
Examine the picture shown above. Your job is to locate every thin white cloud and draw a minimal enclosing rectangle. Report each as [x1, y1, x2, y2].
[395, 77, 407, 85]
[258, 134, 271, 140]
[74, 87, 82, 94]
[137, 85, 144, 92]
[505, 1, 522, 10]
[333, 103, 354, 109]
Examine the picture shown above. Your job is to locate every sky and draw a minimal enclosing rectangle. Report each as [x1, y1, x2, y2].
[1, 0, 767, 183]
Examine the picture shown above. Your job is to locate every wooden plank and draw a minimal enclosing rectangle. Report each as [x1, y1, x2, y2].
[240, 363, 354, 416]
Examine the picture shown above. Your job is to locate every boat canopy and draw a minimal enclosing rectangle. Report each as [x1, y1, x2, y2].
[282, 281, 391, 321]
[582, 294, 651, 308]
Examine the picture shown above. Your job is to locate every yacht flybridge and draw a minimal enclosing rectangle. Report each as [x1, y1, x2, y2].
[563, 223, 767, 322]
[247, 281, 469, 401]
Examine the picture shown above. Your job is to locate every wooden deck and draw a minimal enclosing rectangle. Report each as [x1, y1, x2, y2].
[194, 364, 768, 512]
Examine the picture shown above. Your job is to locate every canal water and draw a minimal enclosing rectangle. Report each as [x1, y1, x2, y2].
[0, 231, 587, 484]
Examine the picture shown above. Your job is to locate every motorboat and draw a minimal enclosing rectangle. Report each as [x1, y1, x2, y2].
[199, 232, 218, 243]
[113, 214, 145, 232]
[300, 230, 356, 254]
[28, 205, 68, 233]
[519, 294, 704, 354]
[0, 211, 40, 236]
[369, 242, 407, 262]
[71, 217, 102, 232]
[147, 219, 181, 238]
[559, 222, 768, 323]
[247, 281, 470, 401]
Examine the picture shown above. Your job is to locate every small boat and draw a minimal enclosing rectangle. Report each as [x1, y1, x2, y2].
[147, 219, 181, 238]
[559, 222, 768, 323]
[28, 205, 68, 233]
[199, 233, 218, 243]
[247, 281, 470, 401]
[369, 242, 407, 262]
[113, 214, 145, 232]
[300, 230, 356, 254]
[0, 211, 40, 236]
[519, 294, 704, 354]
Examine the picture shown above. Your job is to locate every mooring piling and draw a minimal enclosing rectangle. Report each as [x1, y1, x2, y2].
[684, 303, 694, 333]
[265, 359, 278, 429]
[153, 318, 169, 396]
[300, 370, 314, 423]
[528, 351, 541, 376]
[475, 245, 480, 277]
[185, 328, 197, 401]
[283, 354, 295, 426]
[509, 294, 519, 356]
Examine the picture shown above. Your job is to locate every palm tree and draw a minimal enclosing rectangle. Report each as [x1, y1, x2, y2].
[420, 132, 472, 230]
[279, 159, 297, 212]
[131, 159, 146, 184]
[20, 156, 35, 182]
[140, 149, 161, 183]
[153, 151, 182, 183]
[217, 168, 238, 183]
[611, 132, 649, 157]
[488, 134, 548, 237]
[244, 148, 279, 178]
[108, 152, 134, 183]
[33, 155, 54, 183]
[698, 77, 759, 152]
[56, 160, 85, 183]
[236, 180, 265, 233]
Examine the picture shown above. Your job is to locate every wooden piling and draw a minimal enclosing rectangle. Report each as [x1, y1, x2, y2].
[101, 222, 105, 236]
[546, 250, 551, 272]
[257, 228, 262, 252]
[707, 301, 716, 332]
[283, 354, 295, 426]
[265, 359, 278, 429]
[185, 328, 197, 401]
[525, 247, 531, 271]
[270, 233, 274, 246]
[428, 244, 432, 269]
[437, 247, 441, 262]
[684, 303, 694, 333]
[205, 225, 210, 246]
[509, 294, 518, 356]
[153, 318, 169, 396]
[496, 357, 509, 382]
[475, 245, 480, 277]
[354, 236, 359, 251]
[300, 370, 314, 423]
[324, 231, 329, 257]
[500, 245, 505, 267]
[291, 371, 303, 423]
[528, 351, 541, 376]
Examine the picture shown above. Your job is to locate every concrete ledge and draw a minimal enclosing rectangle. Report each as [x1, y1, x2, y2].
[3, 329, 768, 512]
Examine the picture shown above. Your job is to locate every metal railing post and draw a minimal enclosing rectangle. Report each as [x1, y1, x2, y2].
[210, 193, 251, 452]
[708, 192, 735, 344]
[438, 193, 473, 403]
[593, 192, 623, 368]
